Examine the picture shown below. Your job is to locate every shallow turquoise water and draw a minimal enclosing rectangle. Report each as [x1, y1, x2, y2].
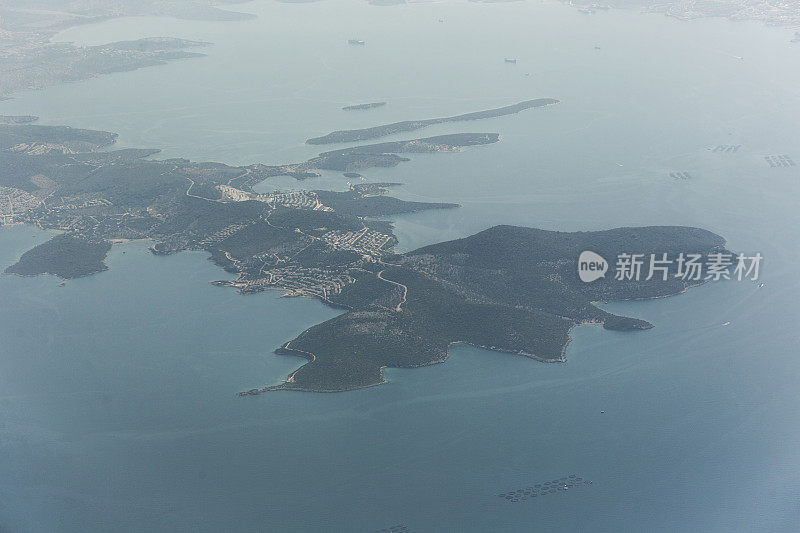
[1, 1, 800, 531]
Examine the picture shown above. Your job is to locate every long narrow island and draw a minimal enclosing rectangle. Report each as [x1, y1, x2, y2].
[307, 98, 559, 144]
[343, 102, 386, 111]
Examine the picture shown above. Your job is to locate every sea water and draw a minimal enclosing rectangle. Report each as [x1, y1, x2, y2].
[1, 1, 799, 531]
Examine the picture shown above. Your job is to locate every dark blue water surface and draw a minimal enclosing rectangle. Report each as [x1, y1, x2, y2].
[1, 1, 799, 530]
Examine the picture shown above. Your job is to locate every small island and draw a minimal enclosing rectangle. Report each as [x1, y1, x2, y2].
[5, 234, 111, 279]
[343, 102, 386, 111]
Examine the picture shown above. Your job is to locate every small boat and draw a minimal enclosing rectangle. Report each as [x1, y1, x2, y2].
[504, 58, 517, 64]
[722, 321, 731, 326]
[347, 39, 365, 46]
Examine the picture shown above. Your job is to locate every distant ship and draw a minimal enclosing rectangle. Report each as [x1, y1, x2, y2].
[504, 58, 517, 64]
[347, 39, 365, 46]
